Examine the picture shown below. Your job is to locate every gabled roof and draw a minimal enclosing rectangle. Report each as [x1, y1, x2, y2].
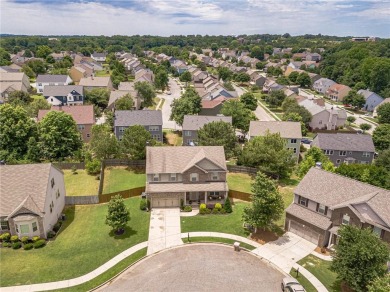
[38, 105, 95, 125]
[182, 115, 232, 131]
[79, 77, 111, 87]
[357, 89, 383, 101]
[201, 96, 225, 109]
[0, 72, 26, 82]
[313, 78, 336, 88]
[43, 85, 83, 97]
[146, 146, 226, 174]
[298, 99, 327, 116]
[312, 133, 375, 152]
[114, 110, 162, 127]
[249, 121, 302, 139]
[36, 74, 69, 83]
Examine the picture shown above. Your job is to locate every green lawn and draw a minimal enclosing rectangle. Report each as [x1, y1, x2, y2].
[95, 70, 111, 77]
[182, 237, 256, 250]
[148, 97, 161, 110]
[298, 254, 339, 292]
[290, 268, 317, 292]
[164, 130, 182, 146]
[227, 173, 253, 193]
[103, 167, 146, 194]
[181, 202, 250, 238]
[0, 197, 150, 287]
[64, 169, 99, 196]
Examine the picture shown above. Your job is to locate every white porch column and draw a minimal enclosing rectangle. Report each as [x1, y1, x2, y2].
[205, 192, 207, 204]
[327, 232, 333, 248]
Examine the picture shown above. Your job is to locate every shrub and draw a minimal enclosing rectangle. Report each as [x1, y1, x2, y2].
[53, 221, 62, 233]
[86, 158, 101, 175]
[12, 242, 22, 249]
[220, 208, 227, 214]
[23, 243, 34, 250]
[32, 236, 40, 243]
[71, 165, 78, 175]
[21, 236, 29, 244]
[214, 203, 222, 211]
[47, 231, 56, 239]
[224, 197, 233, 213]
[184, 206, 192, 212]
[212, 208, 221, 214]
[0, 232, 10, 242]
[199, 203, 207, 212]
[34, 239, 46, 249]
[10, 235, 19, 243]
[140, 199, 147, 211]
[200, 208, 211, 215]
[2, 242, 10, 248]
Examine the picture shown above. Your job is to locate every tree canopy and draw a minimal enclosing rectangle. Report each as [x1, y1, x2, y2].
[89, 124, 120, 160]
[115, 94, 134, 110]
[377, 103, 390, 124]
[221, 100, 257, 134]
[121, 125, 154, 160]
[372, 124, 390, 151]
[105, 195, 130, 234]
[85, 88, 110, 109]
[240, 92, 258, 111]
[135, 81, 156, 108]
[170, 88, 202, 126]
[298, 147, 335, 177]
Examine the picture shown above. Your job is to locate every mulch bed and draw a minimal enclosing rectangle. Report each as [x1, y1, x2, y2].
[250, 229, 280, 245]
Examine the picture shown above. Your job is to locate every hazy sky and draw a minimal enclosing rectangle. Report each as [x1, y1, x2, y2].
[1, 0, 389, 37]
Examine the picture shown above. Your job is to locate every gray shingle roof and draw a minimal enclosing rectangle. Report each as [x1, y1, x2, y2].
[146, 182, 228, 193]
[249, 121, 302, 139]
[114, 110, 162, 127]
[183, 115, 232, 131]
[298, 99, 326, 116]
[79, 77, 111, 87]
[286, 204, 332, 230]
[36, 74, 69, 83]
[43, 85, 83, 97]
[312, 133, 375, 152]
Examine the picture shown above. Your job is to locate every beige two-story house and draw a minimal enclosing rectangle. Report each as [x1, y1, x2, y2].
[145, 146, 228, 208]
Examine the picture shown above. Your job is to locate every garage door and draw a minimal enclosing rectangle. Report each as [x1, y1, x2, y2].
[289, 220, 320, 245]
[152, 197, 180, 208]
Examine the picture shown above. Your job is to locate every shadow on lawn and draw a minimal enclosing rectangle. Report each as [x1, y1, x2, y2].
[108, 225, 137, 239]
[57, 205, 75, 236]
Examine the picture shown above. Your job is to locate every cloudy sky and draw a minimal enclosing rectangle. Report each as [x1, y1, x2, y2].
[1, 0, 389, 37]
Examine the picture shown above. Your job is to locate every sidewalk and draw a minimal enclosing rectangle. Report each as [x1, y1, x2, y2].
[293, 263, 329, 292]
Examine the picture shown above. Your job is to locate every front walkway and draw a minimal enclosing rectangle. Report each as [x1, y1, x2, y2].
[147, 208, 182, 255]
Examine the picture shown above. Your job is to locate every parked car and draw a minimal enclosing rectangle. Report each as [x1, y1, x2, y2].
[301, 138, 312, 144]
[281, 277, 305, 292]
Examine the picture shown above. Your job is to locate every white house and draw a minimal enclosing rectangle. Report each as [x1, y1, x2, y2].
[36, 75, 72, 93]
[91, 52, 107, 63]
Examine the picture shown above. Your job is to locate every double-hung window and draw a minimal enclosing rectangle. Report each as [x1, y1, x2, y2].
[299, 197, 308, 207]
[324, 150, 334, 155]
[32, 222, 38, 232]
[339, 151, 346, 156]
[362, 152, 370, 157]
[184, 131, 191, 137]
[149, 126, 159, 132]
[290, 139, 297, 144]
[170, 173, 176, 182]
[342, 214, 350, 225]
[317, 204, 326, 215]
[190, 173, 198, 182]
[153, 174, 159, 182]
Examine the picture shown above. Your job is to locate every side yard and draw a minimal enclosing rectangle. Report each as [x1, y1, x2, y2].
[64, 169, 99, 196]
[103, 166, 146, 194]
[0, 197, 150, 287]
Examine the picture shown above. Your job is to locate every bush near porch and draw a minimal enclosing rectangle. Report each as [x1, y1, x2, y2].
[0, 197, 150, 287]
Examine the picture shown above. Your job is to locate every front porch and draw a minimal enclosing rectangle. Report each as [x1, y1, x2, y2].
[185, 191, 227, 207]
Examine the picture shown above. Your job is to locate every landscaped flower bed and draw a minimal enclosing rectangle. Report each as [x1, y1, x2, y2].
[0, 232, 46, 250]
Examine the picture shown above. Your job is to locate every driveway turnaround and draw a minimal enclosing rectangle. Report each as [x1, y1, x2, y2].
[252, 232, 316, 273]
[147, 208, 182, 255]
[99, 244, 285, 292]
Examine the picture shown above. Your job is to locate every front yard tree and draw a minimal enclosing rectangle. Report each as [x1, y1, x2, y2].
[331, 225, 389, 292]
[240, 92, 258, 111]
[135, 81, 156, 108]
[90, 125, 119, 160]
[360, 123, 372, 133]
[121, 125, 153, 160]
[346, 116, 356, 125]
[372, 124, 390, 151]
[237, 132, 295, 179]
[375, 149, 390, 171]
[242, 172, 284, 231]
[221, 100, 257, 134]
[288, 71, 300, 83]
[105, 195, 130, 235]
[154, 67, 169, 91]
[179, 71, 192, 86]
[367, 275, 390, 292]
[38, 111, 82, 160]
[85, 88, 110, 109]
[266, 90, 286, 107]
[377, 103, 390, 124]
[298, 146, 335, 177]
[296, 72, 312, 88]
[8, 90, 32, 105]
[197, 121, 238, 158]
[344, 90, 366, 109]
[115, 94, 134, 110]
[170, 88, 201, 126]
[28, 98, 51, 118]
[36, 45, 52, 58]
[217, 66, 232, 81]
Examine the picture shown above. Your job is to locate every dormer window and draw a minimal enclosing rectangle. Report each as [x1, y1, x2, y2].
[190, 173, 199, 182]
[153, 174, 159, 182]
[299, 196, 308, 207]
[342, 214, 350, 225]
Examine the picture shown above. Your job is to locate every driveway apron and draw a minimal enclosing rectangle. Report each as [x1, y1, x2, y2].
[147, 208, 182, 255]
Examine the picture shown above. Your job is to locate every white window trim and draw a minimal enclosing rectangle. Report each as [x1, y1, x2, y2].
[153, 174, 159, 182]
[339, 151, 346, 156]
[170, 173, 176, 182]
[342, 214, 350, 225]
[190, 173, 199, 182]
[318, 204, 326, 215]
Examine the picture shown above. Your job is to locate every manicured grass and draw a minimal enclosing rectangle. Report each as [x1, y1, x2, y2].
[0, 197, 150, 287]
[290, 268, 317, 292]
[95, 70, 111, 77]
[181, 202, 250, 238]
[53, 248, 147, 292]
[148, 97, 162, 110]
[298, 254, 339, 292]
[103, 167, 146, 194]
[227, 173, 253, 193]
[164, 130, 182, 146]
[182, 237, 256, 250]
[275, 185, 294, 228]
[64, 169, 99, 196]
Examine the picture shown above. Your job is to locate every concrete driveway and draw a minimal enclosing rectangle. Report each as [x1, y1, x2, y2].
[147, 208, 182, 255]
[252, 232, 316, 273]
[99, 244, 284, 292]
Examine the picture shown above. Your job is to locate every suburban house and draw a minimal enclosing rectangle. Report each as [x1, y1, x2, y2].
[305, 53, 321, 62]
[373, 98, 390, 117]
[38, 105, 95, 142]
[285, 167, 390, 247]
[145, 146, 228, 208]
[36, 75, 72, 93]
[79, 76, 113, 91]
[90, 52, 107, 63]
[312, 133, 375, 165]
[0, 72, 30, 103]
[114, 110, 163, 142]
[43, 85, 84, 106]
[69, 66, 92, 83]
[313, 78, 336, 94]
[249, 121, 302, 161]
[326, 84, 352, 102]
[357, 89, 384, 112]
[200, 96, 225, 116]
[299, 99, 347, 130]
[108, 90, 141, 111]
[182, 115, 233, 146]
[0, 164, 65, 239]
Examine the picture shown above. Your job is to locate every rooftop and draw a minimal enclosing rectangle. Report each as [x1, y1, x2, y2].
[36, 74, 69, 83]
[312, 132, 375, 152]
[38, 105, 95, 125]
[182, 115, 232, 131]
[114, 110, 162, 127]
[43, 85, 83, 97]
[249, 121, 302, 139]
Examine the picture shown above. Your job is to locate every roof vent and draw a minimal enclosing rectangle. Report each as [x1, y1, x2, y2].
[315, 162, 322, 169]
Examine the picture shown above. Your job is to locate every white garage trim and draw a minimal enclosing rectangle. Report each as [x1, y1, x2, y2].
[289, 220, 320, 245]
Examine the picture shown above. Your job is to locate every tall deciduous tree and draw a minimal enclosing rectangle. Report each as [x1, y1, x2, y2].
[36, 45, 52, 58]
[0, 104, 37, 161]
[296, 72, 312, 88]
[240, 92, 258, 111]
[121, 125, 154, 160]
[372, 124, 390, 151]
[298, 146, 335, 177]
[197, 121, 238, 158]
[154, 68, 169, 91]
[344, 90, 366, 109]
[135, 81, 156, 108]
[217, 66, 232, 81]
[242, 172, 284, 230]
[221, 100, 257, 134]
[89, 125, 119, 160]
[238, 132, 295, 179]
[360, 123, 372, 133]
[331, 225, 389, 292]
[8, 90, 32, 105]
[38, 111, 83, 160]
[170, 88, 202, 126]
[250, 46, 264, 60]
[265, 90, 287, 107]
[105, 195, 130, 234]
[377, 103, 390, 124]
[179, 71, 192, 86]
[288, 71, 300, 83]
[85, 88, 110, 109]
[115, 94, 134, 110]
[27, 98, 51, 117]
[375, 149, 390, 172]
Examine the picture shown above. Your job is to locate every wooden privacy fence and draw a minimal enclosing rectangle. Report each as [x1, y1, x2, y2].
[104, 159, 146, 168]
[228, 190, 252, 202]
[227, 165, 257, 176]
[99, 186, 146, 203]
[65, 195, 99, 205]
[54, 162, 85, 170]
